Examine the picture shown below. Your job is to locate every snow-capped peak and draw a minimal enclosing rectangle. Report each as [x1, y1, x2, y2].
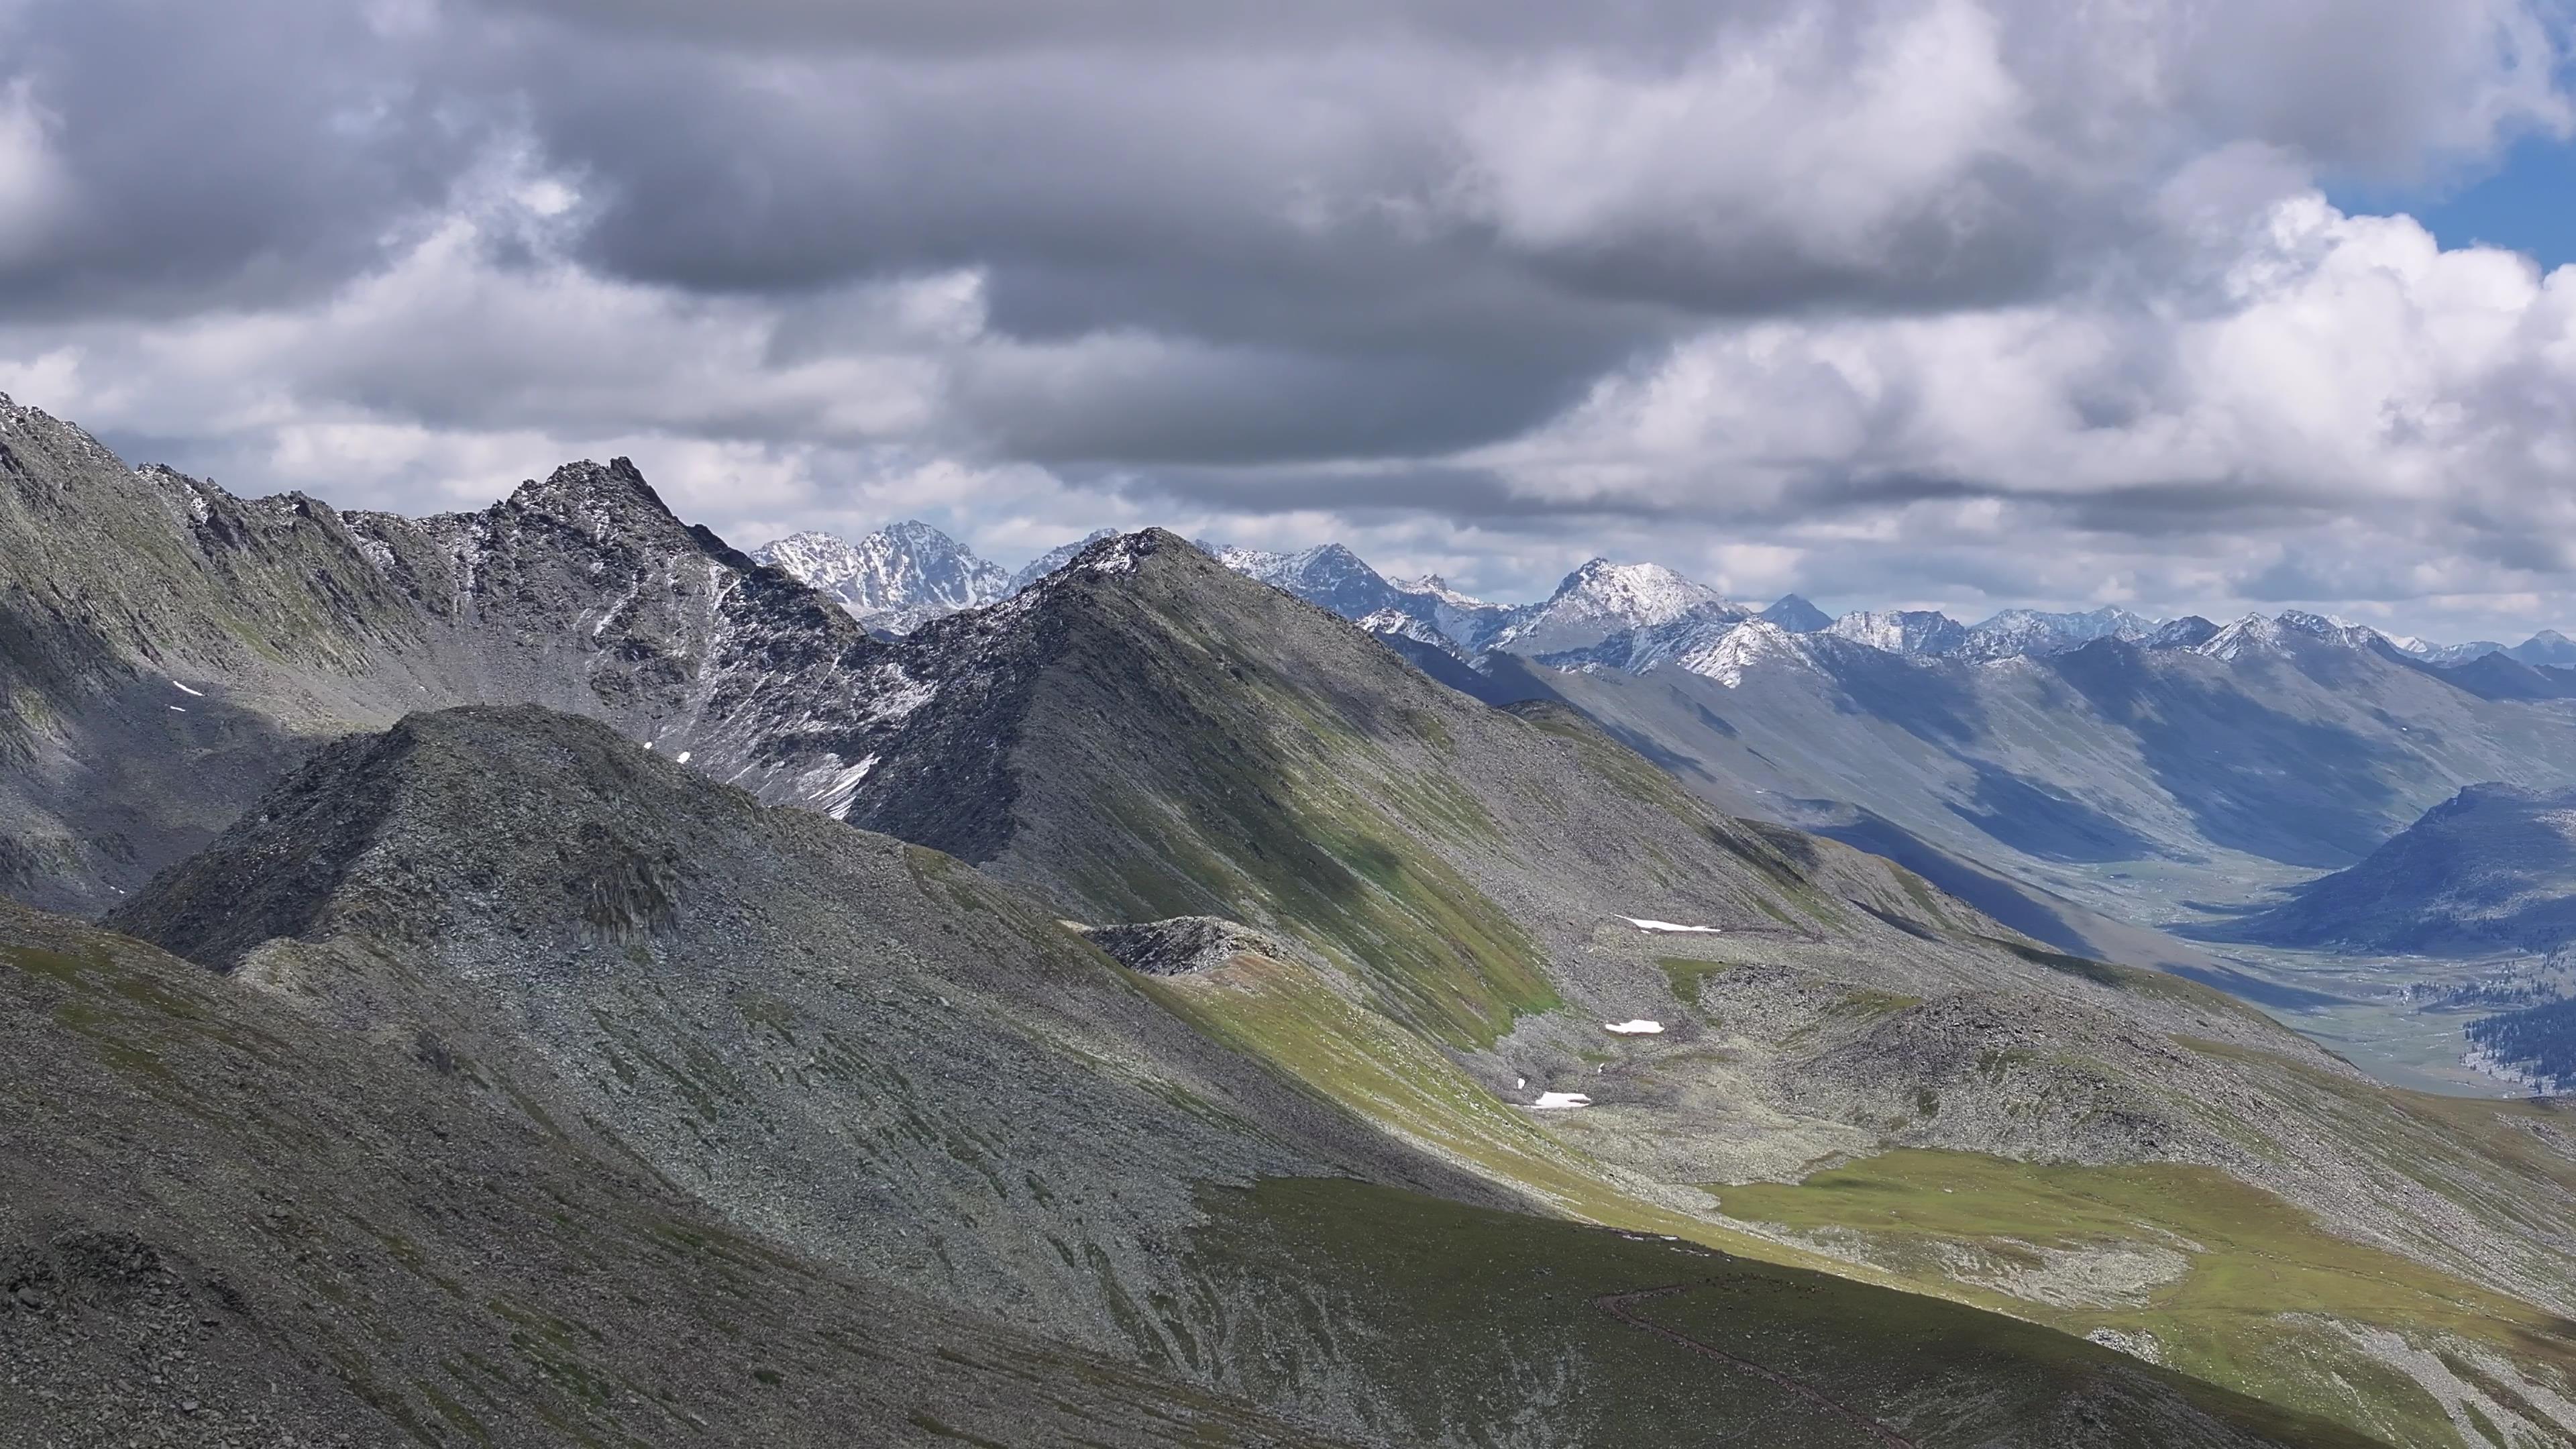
[1389, 574, 1491, 609]
[1006, 529, 1120, 595]
[2196, 613, 2284, 661]
[1669, 620, 1817, 688]
[1491, 559, 1740, 655]
[752, 521, 1010, 635]
[1544, 559, 1730, 625]
[1825, 608, 1969, 657]
[1203, 540, 1410, 620]
[2194, 610, 2386, 661]
[1355, 606, 1471, 662]
[1958, 606, 2156, 661]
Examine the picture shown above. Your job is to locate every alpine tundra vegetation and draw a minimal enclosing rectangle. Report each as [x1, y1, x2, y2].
[7, 392, 2576, 1446]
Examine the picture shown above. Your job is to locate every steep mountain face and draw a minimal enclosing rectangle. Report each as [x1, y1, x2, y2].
[1387, 574, 1522, 649]
[751, 521, 1010, 634]
[1759, 593, 1835, 632]
[0, 396, 898, 912]
[0, 898, 1354, 1449]
[84, 705, 2392, 1449]
[2208, 784, 2576, 954]
[1491, 559, 1744, 656]
[1827, 608, 1971, 657]
[2152, 615, 2222, 648]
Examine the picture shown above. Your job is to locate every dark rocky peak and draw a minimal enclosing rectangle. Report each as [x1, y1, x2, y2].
[1006, 527, 1120, 595]
[2147, 614, 2219, 649]
[495, 457, 686, 543]
[0, 392, 123, 476]
[111, 705, 720, 972]
[1758, 594, 1834, 633]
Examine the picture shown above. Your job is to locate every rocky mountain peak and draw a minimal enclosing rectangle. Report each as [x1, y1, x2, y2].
[1825, 608, 1969, 657]
[2513, 630, 2576, 667]
[1202, 538, 1408, 621]
[1006, 528, 1121, 594]
[503, 458, 681, 539]
[109, 704, 699, 970]
[1757, 594, 1833, 632]
[1492, 558, 1739, 656]
[2148, 614, 2220, 649]
[751, 519, 1010, 635]
[1669, 619, 1817, 687]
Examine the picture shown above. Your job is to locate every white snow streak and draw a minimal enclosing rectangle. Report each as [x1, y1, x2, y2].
[1621, 917, 1720, 934]
[1528, 1092, 1593, 1110]
[817, 753, 880, 819]
[1604, 1020, 1665, 1035]
[169, 680, 204, 697]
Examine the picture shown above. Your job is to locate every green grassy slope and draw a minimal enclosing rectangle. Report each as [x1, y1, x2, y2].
[1181, 1177, 2388, 1448]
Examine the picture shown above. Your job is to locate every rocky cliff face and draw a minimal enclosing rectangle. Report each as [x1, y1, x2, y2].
[0, 396, 894, 911]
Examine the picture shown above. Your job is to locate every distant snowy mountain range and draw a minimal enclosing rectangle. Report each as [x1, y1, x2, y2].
[753, 522, 2575, 673]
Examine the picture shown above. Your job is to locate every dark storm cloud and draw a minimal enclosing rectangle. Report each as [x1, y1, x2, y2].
[0, 0, 485, 317]
[3, 0, 2575, 639]
[464, 0, 1770, 58]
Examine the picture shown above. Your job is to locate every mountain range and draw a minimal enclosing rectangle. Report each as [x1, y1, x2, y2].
[11, 390, 2576, 1446]
[747, 515, 2575, 678]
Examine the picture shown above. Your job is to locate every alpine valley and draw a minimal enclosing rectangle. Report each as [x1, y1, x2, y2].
[12, 391, 2576, 1448]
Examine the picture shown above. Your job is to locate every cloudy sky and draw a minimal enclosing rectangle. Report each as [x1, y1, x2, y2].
[5, 0, 2576, 637]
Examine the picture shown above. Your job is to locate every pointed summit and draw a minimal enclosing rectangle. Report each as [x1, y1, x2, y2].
[1204, 539, 1409, 620]
[1757, 594, 1833, 633]
[1007, 528, 1121, 594]
[1493, 559, 1741, 656]
[2512, 630, 2576, 667]
[753, 520, 1009, 634]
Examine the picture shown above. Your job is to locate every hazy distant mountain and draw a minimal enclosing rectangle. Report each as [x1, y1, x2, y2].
[1960, 606, 2157, 661]
[2512, 630, 2576, 667]
[1008, 527, 1120, 594]
[1387, 574, 1522, 649]
[1491, 559, 1744, 656]
[1758, 594, 1834, 632]
[2149, 615, 2221, 649]
[1203, 541, 1413, 621]
[1826, 608, 1971, 657]
[2195, 610, 2386, 661]
[2398, 636, 2508, 665]
[1543, 618, 2576, 933]
[753, 521, 1009, 634]
[2204, 783, 2576, 955]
